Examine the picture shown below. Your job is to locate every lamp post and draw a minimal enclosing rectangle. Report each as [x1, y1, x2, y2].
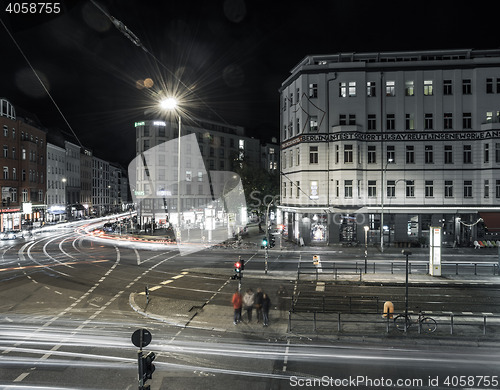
[364, 225, 369, 273]
[380, 158, 393, 252]
[160, 97, 182, 241]
[402, 249, 412, 318]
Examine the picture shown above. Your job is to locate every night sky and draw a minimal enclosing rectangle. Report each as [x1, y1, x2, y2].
[1, 0, 499, 166]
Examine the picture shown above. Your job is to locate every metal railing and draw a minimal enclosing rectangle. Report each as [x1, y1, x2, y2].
[287, 310, 500, 336]
[297, 261, 498, 279]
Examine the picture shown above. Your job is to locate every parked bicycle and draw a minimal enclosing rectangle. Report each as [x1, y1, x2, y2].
[394, 311, 437, 333]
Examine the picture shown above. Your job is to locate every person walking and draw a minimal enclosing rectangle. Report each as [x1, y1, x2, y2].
[243, 288, 255, 322]
[254, 288, 264, 323]
[231, 289, 242, 325]
[262, 293, 271, 327]
[276, 285, 288, 319]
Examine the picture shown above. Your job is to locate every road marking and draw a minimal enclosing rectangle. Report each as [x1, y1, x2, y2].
[282, 339, 290, 372]
[172, 274, 184, 279]
[315, 282, 325, 292]
[149, 285, 162, 291]
[13, 372, 30, 382]
[160, 280, 173, 285]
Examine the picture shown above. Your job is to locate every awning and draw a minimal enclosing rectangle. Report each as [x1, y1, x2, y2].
[70, 203, 86, 211]
[480, 212, 500, 232]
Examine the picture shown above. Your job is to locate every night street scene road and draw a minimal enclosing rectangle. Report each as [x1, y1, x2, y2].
[2, 1, 500, 389]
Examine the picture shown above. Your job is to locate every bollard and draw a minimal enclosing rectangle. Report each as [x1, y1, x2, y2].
[391, 262, 394, 274]
[337, 312, 341, 332]
[288, 310, 292, 332]
[475, 263, 477, 276]
[450, 313, 454, 335]
[456, 263, 459, 275]
[386, 315, 390, 333]
[313, 312, 317, 332]
[484, 315, 487, 335]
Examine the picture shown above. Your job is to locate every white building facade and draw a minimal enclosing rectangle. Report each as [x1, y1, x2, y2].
[279, 49, 500, 247]
[46, 142, 66, 221]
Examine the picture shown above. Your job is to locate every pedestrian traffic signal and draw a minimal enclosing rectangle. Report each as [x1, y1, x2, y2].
[262, 237, 268, 248]
[234, 261, 242, 273]
[141, 351, 156, 385]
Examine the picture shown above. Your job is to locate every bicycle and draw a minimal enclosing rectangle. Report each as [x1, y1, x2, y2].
[394, 311, 437, 333]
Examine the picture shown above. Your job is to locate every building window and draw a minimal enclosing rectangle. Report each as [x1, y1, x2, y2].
[309, 146, 318, 164]
[296, 118, 300, 134]
[484, 179, 490, 198]
[335, 145, 339, 163]
[344, 180, 353, 198]
[296, 148, 300, 166]
[309, 116, 318, 132]
[283, 182, 286, 198]
[425, 145, 433, 163]
[443, 113, 453, 129]
[386, 145, 395, 163]
[296, 181, 300, 197]
[367, 114, 376, 130]
[22, 189, 28, 202]
[2, 166, 8, 180]
[348, 114, 356, 125]
[344, 145, 353, 163]
[444, 145, 453, 164]
[462, 79, 472, 95]
[348, 81, 356, 97]
[2, 146, 7, 158]
[406, 145, 414, 164]
[387, 180, 395, 197]
[463, 145, 472, 164]
[484, 143, 490, 163]
[22, 148, 26, 160]
[424, 113, 433, 130]
[424, 80, 433, 96]
[406, 180, 415, 197]
[463, 113, 472, 129]
[496, 143, 500, 163]
[425, 180, 434, 197]
[339, 82, 347, 97]
[405, 81, 414, 96]
[367, 81, 376, 97]
[309, 83, 318, 98]
[386, 114, 395, 130]
[443, 80, 453, 95]
[487, 78, 494, 94]
[385, 81, 395, 96]
[445, 180, 453, 198]
[310, 181, 318, 200]
[367, 180, 377, 197]
[496, 180, 500, 198]
[339, 114, 346, 125]
[464, 180, 473, 198]
[12, 168, 16, 180]
[405, 113, 415, 130]
[3, 126, 7, 137]
[282, 152, 286, 169]
[367, 145, 376, 164]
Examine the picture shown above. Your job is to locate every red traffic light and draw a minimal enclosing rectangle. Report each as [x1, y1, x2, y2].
[234, 261, 241, 269]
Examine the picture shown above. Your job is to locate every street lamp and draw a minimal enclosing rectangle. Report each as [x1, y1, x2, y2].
[364, 225, 369, 273]
[380, 157, 393, 252]
[402, 249, 412, 320]
[159, 97, 182, 241]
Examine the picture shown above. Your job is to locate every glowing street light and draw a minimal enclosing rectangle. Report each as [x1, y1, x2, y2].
[159, 97, 182, 240]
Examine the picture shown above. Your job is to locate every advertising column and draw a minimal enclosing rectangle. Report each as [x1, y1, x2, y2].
[429, 226, 442, 276]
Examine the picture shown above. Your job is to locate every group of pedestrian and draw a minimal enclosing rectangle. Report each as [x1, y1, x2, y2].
[231, 285, 288, 327]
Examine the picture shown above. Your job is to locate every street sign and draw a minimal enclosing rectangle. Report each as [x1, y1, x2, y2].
[131, 328, 152, 349]
[429, 226, 442, 276]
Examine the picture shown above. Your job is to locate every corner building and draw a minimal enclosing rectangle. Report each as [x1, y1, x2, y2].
[279, 49, 500, 246]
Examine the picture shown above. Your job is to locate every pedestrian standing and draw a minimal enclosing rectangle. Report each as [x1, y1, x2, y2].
[243, 288, 255, 322]
[254, 288, 264, 323]
[262, 293, 271, 327]
[231, 289, 242, 325]
[276, 285, 288, 319]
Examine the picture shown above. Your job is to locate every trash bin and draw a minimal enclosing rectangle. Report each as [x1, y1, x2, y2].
[383, 301, 394, 319]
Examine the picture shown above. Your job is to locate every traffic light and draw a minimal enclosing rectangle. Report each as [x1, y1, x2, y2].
[261, 236, 268, 248]
[269, 235, 275, 248]
[234, 260, 242, 273]
[141, 351, 156, 387]
[239, 259, 245, 271]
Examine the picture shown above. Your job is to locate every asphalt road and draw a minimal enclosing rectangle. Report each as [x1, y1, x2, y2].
[0, 223, 499, 389]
